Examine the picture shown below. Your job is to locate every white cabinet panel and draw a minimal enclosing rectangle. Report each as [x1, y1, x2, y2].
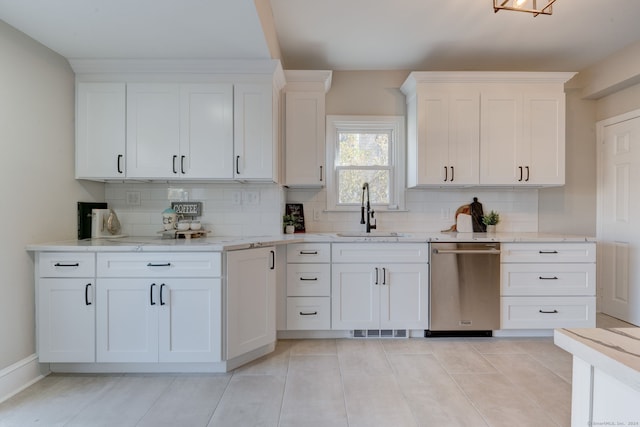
[501, 296, 595, 329]
[502, 263, 596, 296]
[286, 243, 331, 263]
[332, 243, 429, 264]
[286, 297, 330, 330]
[501, 243, 595, 263]
[39, 252, 95, 277]
[287, 264, 331, 297]
[332, 264, 379, 330]
[76, 82, 126, 179]
[97, 253, 221, 277]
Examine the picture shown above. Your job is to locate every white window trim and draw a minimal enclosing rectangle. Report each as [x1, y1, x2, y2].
[326, 115, 406, 212]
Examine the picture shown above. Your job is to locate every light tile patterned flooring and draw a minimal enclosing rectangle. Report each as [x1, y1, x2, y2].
[0, 314, 634, 427]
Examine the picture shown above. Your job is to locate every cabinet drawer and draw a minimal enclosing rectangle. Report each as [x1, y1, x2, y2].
[39, 252, 95, 277]
[286, 297, 330, 330]
[287, 243, 330, 263]
[287, 264, 331, 296]
[501, 263, 596, 296]
[97, 253, 221, 277]
[332, 243, 429, 263]
[501, 243, 595, 263]
[501, 296, 595, 329]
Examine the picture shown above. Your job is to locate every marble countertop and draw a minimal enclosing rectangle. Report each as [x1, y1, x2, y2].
[554, 328, 640, 392]
[26, 232, 595, 252]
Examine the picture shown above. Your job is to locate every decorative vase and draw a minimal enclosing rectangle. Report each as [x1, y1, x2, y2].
[486, 224, 496, 233]
[285, 225, 295, 234]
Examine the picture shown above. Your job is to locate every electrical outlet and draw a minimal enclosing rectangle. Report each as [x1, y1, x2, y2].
[313, 209, 321, 221]
[126, 191, 141, 206]
[243, 191, 260, 206]
[231, 191, 242, 205]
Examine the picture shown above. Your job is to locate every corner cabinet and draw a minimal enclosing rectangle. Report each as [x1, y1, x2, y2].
[226, 247, 277, 359]
[283, 70, 332, 187]
[401, 72, 575, 188]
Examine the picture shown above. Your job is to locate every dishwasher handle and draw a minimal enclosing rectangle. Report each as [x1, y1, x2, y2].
[433, 249, 501, 255]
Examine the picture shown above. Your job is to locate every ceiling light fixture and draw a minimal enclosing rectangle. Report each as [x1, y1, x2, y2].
[493, 0, 556, 17]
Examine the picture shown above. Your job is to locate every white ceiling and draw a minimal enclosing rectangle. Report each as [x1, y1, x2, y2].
[1, 0, 640, 72]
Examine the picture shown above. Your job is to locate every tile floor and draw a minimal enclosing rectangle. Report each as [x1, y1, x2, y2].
[0, 314, 634, 427]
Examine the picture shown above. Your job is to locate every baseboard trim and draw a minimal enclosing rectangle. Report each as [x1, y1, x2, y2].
[0, 354, 48, 404]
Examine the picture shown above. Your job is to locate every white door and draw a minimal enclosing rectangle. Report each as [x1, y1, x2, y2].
[331, 264, 379, 330]
[447, 91, 480, 185]
[158, 278, 222, 363]
[96, 278, 158, 362]
[233, 84, 274, 180]
[38, 279, 95, 362]
[599, 114, 640, 325]
[126, 83, 180, 179]
[226, 247, 276, 359]
[380, 264, 429, 330]
[180, 84, 234, 179]
[75, 82, 126, 179]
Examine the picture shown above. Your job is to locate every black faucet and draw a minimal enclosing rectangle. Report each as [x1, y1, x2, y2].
[360, 182, 376, 233]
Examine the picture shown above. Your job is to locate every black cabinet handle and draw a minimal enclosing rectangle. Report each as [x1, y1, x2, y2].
[236, 155, 240, 175]
[539, 276, 558, 280]
[85, 283, 92, 306]
[319, 165, 323, 182]
[539, 309, 559, 314]
[181, 156, 186, 174]
[54, 262, 79, 267]
[172, 155, 178, 174]
[299, 311, 318, 316]
[300, 277, 318, 281]
[374, 267, 379, 285]
[525, 166, 530, 182]
[147, 262, 171, 267]
[444, 166, 448, 182]
[539, 250, 558, 254]
[150, 283, 156, 306]
[450, 166, 454, 182]
[160, 284, 166, 306]
[299, 251, 318, 255]
[117, 154, 123, 174]
[270, 250, 275, 270]
[382, 268, 387, 285]
[518, 166, 523, 182]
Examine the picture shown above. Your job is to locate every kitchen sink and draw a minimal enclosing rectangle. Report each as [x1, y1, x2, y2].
[335, 232, 407, 238]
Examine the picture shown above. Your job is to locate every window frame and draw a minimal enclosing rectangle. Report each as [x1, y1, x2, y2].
[326, 115, 405, 212]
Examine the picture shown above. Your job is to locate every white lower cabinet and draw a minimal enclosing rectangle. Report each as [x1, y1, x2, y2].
[500, 243, 596, 329]
[331, 244, 429, 331]
[96, 278, 221, 363]
[226, 247, 276, 359]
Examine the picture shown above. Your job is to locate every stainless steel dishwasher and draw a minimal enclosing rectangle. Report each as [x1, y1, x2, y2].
[427, 242, 501, 336]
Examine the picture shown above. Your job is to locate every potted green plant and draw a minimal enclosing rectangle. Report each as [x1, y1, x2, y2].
[283, 214, 296, 234]
[482, 210, 500, 233]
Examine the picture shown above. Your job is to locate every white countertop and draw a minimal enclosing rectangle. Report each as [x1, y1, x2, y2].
[26, 232, 595, 252]
[554, 328, 640, 392]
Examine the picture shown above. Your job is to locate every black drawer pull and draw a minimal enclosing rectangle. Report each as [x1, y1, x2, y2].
[299, 251, 318, 255]
[299, 311, 318, 316]
[539, 309, 558, 314]
[85, 283, 92, 306]
[117, 154, 123, 174]
[300, 277, 318, 281]
[54, 262, 79, 267]
[160, 284, 166, 306]
[538, 276, 558, 280]
[539, 250, 558, 254]
[147, 263, 171, 267]
[150, 283, 156, 306]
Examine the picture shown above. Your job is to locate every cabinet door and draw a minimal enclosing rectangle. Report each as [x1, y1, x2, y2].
[331, 264, 379, 330]
[413, 90, 479, 186]
[96, 278, 158, 362]
[285, 91, 325, 186]
[479, 90, 523, 185]
[126, 84, 180, 179]
[523, 92, 565, 185]
[158, 278, 222, 363]
[233, 84, 275, 181]
[38, 278, 95, 362]
[226, 247, 276, 359]
[76, 82, 126, 179]
[180, 84, 234, 179]
[380, 264, 429, 330]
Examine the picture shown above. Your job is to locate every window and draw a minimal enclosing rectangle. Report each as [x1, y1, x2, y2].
[326, 115, 405, 211]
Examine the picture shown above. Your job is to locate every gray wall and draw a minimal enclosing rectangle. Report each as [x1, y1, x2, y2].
[0, 21, 103, 371]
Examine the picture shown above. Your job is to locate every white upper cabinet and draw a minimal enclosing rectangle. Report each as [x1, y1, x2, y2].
[480, 89, 566, 185]
[401, 72, 574, 188]
[76, 83, 126, 179]
[283, 70, 332, 187]
[233, 83, 278, 181]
